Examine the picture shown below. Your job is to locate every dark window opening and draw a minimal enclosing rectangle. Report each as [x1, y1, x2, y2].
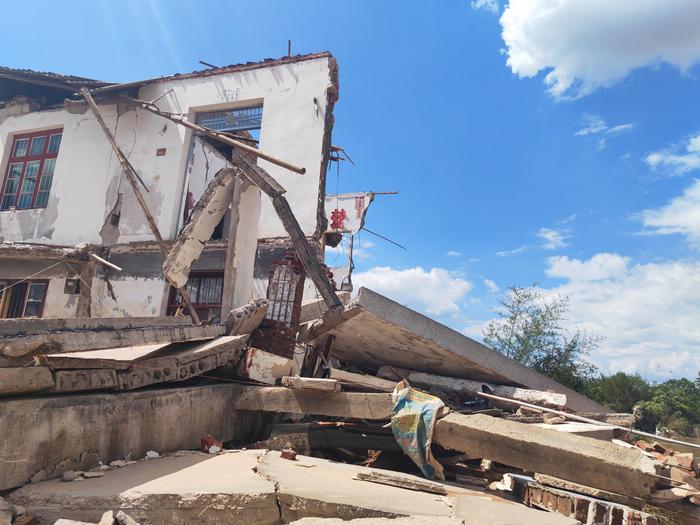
[167, 271, 224, 322]
[1, 129, 62, 211]
[0, 280, 48, 318]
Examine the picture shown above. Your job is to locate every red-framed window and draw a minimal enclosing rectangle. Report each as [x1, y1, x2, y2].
[1, 128, 62, 211]
[167, 271, 224, 322]
[0, 279, 49, 318]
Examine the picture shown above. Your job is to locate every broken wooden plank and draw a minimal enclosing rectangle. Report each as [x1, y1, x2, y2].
[281, 376, 341, 391]
[162, 167, 237, 289]
[353, 471, 448, 495]
[1, 325, 226, 358]
[231, 385, 393, 420]
[0, 316, 192, 337]
[433, 413, 658, 499]
[330, 369, 397, 392]
[378, 366, 567, 409]
[0, 366, 54, 395]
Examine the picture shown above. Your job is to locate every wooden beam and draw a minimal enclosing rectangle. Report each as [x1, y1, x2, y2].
[80, 88, 200, 324]
[271, 196, 342, 310]
[130, 97, 306, 175]
[1, 325, 226, 358]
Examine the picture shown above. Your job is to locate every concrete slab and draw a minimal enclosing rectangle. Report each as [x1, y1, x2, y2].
[10, 451, 279, 525]
[320, 288, 604, 413]
[290, 518, 464, 525]
[10, 450, 557, 525]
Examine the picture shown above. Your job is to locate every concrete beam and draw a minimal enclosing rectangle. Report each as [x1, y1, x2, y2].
[1, 324, 226, 358]
[0, 366, 54, 395]
[330, 369, 397, 392]
[231, 385, 393, 420]
[433, 413, 658, 499]
[0, 316, 192, 337]
[163, 167, 237, 289]
[313, 288, 605, 413]
[378, 366, 567, 409]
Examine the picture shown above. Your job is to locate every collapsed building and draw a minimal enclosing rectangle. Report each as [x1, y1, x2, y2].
[0, 53, 698, 525]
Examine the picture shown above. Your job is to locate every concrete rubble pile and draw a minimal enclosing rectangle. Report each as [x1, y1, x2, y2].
[0, 54, 699, 525]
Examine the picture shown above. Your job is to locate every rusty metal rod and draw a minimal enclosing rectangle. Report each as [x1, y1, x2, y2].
[129, 97, 306, 175]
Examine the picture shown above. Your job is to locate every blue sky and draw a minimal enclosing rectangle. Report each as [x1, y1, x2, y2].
[3, 0, 700, 380]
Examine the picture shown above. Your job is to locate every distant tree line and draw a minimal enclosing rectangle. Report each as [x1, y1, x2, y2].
[483, 286, 700, 436]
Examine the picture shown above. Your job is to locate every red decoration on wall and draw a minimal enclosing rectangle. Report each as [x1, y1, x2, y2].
[330, 208, 346, 230]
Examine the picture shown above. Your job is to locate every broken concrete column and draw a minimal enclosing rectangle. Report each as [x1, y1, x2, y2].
[236, 347, 295, 385]
[162, 167, 237, 289]
[221, 176, 262, 313]
[225, 298, 268, 336]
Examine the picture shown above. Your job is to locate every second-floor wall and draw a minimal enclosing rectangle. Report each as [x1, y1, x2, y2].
[0, 52, 338, 247]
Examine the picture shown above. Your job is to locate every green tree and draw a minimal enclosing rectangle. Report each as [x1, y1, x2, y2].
[636, 379, 700, 435]
[586, 372, 652, 413]
[483, 286, 599, 392]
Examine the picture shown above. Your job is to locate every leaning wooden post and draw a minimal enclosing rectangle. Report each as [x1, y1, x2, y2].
[80, 88, 201, 324]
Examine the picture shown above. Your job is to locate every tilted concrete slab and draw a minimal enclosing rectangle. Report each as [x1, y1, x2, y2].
[10, 450, 564, 525]
[0, 385, 261, 491]
[321, 288, 604, 412]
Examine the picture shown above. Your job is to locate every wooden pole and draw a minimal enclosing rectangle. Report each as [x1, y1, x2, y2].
[80, 88, 201, 324]
[129, 97, 306, 175]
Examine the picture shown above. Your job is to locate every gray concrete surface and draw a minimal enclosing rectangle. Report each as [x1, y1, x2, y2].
[9, 450, 565, 525]
[322, 288, 605, 413]
[454, 494, 579, 525]
[0, 385, 262, 491]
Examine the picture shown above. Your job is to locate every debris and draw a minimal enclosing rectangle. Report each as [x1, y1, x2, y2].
[236, 347, 295, 385]
[225, 299, 268, 336]
[281, 449, 298, 461]
[13, 514, 39, 525]
[114, 511, 141, 525]
[330, 369, 397, 392]
[281, 376, 341, 391]
[109, 460, 128, 468]
[144, 451, 160, 460]
[201, 435, 223, 453]
[208, 445, 222, 455]
[82, 471, 104, 479]
[0, 497, 10, 525]
[61, 471, 79, 482]
[97, 510, 115, 525]
[354, 471, 448, 495]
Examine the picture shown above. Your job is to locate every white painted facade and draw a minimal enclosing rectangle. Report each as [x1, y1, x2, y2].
[0, 54, 337, 319]
[0, 54, 335, 245]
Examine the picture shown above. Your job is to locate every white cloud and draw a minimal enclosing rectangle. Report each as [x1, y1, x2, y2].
[483, 278, 500, 294]
[500, 0, 700, 98]
[471, 0, 499, 14]
[574, 114, 635, 149]
[446, 250, 462, 257]
[536, 227, 570, 250]
[638, 179, 700, 248]
[353, 266, 472, 318]
[539, 253, 700, 378]
[644, 133, 700, 176]
[495, 245, 528, 257]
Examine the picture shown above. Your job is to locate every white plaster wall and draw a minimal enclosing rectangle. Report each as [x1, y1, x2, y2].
[140, 56, 334, 239]
[94, 275, 168, 318]
[0, 56, 334, 246]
